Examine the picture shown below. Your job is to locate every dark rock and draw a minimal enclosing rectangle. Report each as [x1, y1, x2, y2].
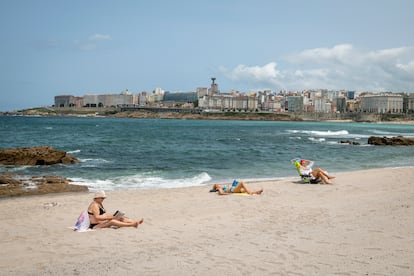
[339, 140, 360, 145]
[368, 136, 414, 146]
[0, 146, 78, 166]
[0, 172, 88, 198]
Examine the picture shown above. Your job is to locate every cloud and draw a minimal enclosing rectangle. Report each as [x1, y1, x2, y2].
[397, 60, 414, 74]
[220, 62, 281, 83]
[88, 34, 112, 42]
[36, 34, 112, 51]
[219, 44, 414, 91]
[75, 33, 112, 51]
[288, 44, 355, 65]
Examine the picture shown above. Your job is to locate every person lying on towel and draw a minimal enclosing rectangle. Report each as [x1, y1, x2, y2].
[210, 180, 263, 195]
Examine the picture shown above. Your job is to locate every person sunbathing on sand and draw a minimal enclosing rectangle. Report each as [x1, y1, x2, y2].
[210, 180, 263, 195]
[299, 159, 335, 184]
[87, 191, 144, 229]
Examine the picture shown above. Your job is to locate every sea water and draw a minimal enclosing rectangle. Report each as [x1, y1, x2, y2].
[1, 116, 413, 191]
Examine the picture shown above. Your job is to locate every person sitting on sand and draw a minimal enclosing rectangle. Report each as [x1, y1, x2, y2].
[210, 180, 263, 195]
[88, 191, 144, 229]
[299, 159, 335, 184]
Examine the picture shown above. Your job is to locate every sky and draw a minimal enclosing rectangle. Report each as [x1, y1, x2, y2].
[1, 0, 414, 111]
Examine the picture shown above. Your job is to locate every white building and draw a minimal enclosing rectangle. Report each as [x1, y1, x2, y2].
[83, 91, 134, 107]
[313, 97, 330, 113]
[360, 94, 403, 113]
[198, 93, 258, 111]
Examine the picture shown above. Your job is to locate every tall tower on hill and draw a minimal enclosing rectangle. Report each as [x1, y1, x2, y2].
[210, 77, 219, 94]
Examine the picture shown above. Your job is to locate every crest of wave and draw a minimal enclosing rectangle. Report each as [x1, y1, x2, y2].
[71, 172, 212, 191]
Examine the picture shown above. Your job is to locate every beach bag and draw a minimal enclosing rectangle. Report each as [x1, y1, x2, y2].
[74, 210, 90, 232]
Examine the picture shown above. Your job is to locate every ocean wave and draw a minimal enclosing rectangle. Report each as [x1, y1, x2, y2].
[345, 133, 371, 139]
[216, 138, 242, 141]
[326, 141, 341, 145]
[313, 130, 349, 136]
[0, 166, 32, 173]
[70, 172, 212, 191]
[288, 129, 349, 136]
[78, 158, 111, 168]
[369, 129, 414, 137]
[67, 149, 81, 154]
[79, 158, 110, 163]
[308, 137, 326, 143]
[288, 129, 373, 140]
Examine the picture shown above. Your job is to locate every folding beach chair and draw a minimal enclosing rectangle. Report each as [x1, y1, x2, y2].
[291, 158, 321, 184]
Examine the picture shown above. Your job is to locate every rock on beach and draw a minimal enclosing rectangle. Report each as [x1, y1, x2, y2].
[368, 136, 414, 146]
[0, 146, 85, 197]
[0, 146, 78, 165]
[0, 172, 88, 198]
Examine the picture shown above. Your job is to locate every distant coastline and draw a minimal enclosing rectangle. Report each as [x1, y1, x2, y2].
[1, 106, 414, 123]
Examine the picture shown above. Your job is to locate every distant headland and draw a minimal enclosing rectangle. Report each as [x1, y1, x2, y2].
[3, 78, 414, 123]
[1, 106, 414, 123]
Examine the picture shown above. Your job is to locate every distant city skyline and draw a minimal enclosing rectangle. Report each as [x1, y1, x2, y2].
[1, 0, 414, 111]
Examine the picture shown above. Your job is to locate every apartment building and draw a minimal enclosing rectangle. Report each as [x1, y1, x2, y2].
[360, 94, 403, 113]
[287, 96, 304, 112]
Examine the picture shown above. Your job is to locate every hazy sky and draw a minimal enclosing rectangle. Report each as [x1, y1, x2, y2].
[1, 0, 413, 111]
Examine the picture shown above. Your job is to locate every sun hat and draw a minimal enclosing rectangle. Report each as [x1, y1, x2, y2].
[94, 190, 106, 199]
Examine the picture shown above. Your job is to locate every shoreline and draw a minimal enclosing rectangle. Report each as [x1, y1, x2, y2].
[1, 167, 413, 275]
[2, 108, 414, 124]
[1, 163, 414, 198]
[2, 165, 414, 197]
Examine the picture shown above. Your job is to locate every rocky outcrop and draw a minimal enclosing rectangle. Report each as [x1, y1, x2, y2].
[0, 146, 78, 166]
[339, 140, 361, 145]
[368, 136, 414, 146]
[0, 173, 88, 197]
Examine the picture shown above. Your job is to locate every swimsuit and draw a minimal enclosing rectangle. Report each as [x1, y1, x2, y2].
[89, 223, 98, 229]
[300, 162, 314, 176]
[222, 181, 239, 193]
[88, 205, 106, 229]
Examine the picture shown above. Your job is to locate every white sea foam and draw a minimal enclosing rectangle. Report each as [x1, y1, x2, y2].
[288, 129, 373, 139]
[369, 129, 414, 138]
[79, 158, 110, 163]
[327, 141, 340, 145]
[78, 158, 110, 167]
[311, 130, 349, 136]
[71, 178, 113, 189]
[308, 137, 326, 143]
[4, 166, 31, 172]
[67, 149, 81, 154]
[70, 172, 212, 191]
[289, 129, 349, 136]
[345, 133, 371, 139]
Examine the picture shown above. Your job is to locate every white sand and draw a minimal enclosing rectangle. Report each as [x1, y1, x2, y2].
[1, 167, 413, 275]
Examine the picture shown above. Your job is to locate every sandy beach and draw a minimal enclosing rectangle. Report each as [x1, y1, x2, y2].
[1, 167, 413, 275]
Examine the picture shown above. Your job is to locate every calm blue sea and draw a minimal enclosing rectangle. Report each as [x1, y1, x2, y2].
[1, 116, 413, 191]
